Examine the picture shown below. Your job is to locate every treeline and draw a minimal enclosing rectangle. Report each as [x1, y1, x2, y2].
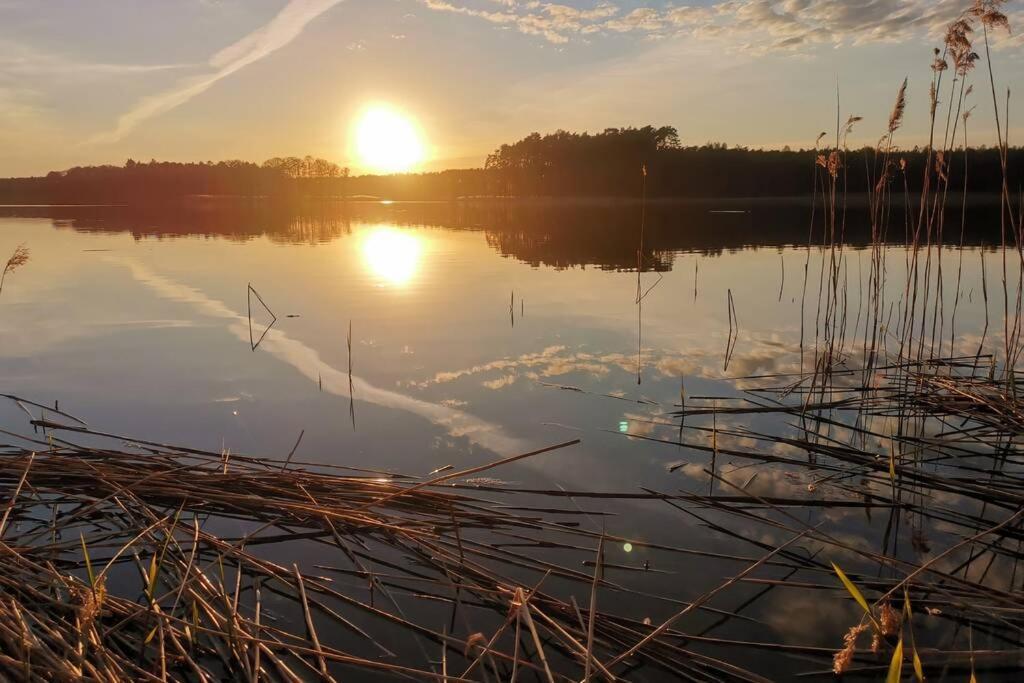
[0, 157, 350, 205]
[483, 127, 1022, 197]
[0, 126, 1021, 204]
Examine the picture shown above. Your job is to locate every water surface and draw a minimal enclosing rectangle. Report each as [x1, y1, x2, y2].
[0, 201, 1016, 678]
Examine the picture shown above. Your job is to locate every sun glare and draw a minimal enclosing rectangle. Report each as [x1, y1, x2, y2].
[361, 227, 423, 286]
[353, 106, 425, 174]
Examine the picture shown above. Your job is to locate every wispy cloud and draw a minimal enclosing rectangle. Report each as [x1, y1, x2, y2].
[0, 39, 191, 77]
[0, 82, 63, 167]
[0, 83, 44, 123]
[420, 0, 1010, 53]
[114, 255, 530, 456]
[87, 0, 345, 145]
[421, 0, 619, 44]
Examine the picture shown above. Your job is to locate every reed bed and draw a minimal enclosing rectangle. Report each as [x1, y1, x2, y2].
[642, 2, 1024, 677]
[591, 3, 1024, 677]
[0, 405, 806, 682]
[6, 345, 1024, 680]
[638, 347, 1024, 679]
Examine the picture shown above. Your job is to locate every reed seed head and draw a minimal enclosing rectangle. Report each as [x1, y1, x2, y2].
[888, 79, 908, 134]
[833, 623, 868, 674]
[946, 16, 980, 75]
[816, 150, 842, 178]
[971, 0, 1011, 32]
[879, 602, 900, 636]
[843, 115, 863, 137]
[3, 244, 29, 274]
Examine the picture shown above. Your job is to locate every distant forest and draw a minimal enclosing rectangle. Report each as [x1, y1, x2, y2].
[1, 126, 1021, 204]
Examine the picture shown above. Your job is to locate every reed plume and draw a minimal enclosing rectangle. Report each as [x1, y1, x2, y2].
[833, 624, 868, 675]
[872, 602, 901, 652]
[971, 0, 1011, 31]
[0, 243, 29, 297]
[888, 79, 908, 133]
[946, 17, 978, 75]
[842, 115, 863, 138]
[816, 150, 842, 178]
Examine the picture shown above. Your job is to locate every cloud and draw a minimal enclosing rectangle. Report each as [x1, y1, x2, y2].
[0, 39, 197, 170]
[762, 589, 860, 644]
[604, 7, 664, 33]
[410, 345, 567, 387]
[420, 0, 625, 44]
[419, 0, 1009, 53]
[422, 0, 574, 43]
[665, 0, 975, 52]
[113, 255, 530, 455]
[483, 374, 518, 389]
[87, 0, 345, 145]
[0, 83, 64, 167]
[407, 333, 807, 403]
[0, 83, 43, 123]
[0, 40, 191, 77]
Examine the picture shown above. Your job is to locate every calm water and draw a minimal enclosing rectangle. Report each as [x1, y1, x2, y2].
[0, 202, 1018, 679]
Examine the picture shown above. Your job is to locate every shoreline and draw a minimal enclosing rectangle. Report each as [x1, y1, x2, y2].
[0, 191, 1013, 209]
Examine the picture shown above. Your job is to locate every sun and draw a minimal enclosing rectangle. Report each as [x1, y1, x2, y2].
[353, 106, 425, 174]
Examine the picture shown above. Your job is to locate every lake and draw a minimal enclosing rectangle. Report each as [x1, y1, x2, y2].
[1, 200, 1020, 680]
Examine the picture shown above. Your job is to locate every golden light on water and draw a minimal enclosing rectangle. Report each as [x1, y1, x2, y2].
[361, 227, 423, 286]
[353, 106, 425, 174]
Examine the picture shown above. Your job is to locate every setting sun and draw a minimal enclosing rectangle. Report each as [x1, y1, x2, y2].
[353, 106, 425, 174]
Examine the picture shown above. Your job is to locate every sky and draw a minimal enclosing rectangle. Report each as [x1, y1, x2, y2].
[1, 0, 1023, 176]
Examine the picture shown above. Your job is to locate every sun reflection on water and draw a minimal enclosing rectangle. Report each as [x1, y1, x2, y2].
[361, 226, 423, 286]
